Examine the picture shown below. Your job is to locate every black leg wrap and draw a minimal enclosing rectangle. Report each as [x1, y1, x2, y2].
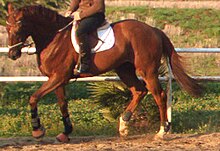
[122, 111, 132, 121]
[31, 108, 41, 130]
[165, 122, 171, 132]
[62, 115, 73, 135]
[31, 108, 38, 118]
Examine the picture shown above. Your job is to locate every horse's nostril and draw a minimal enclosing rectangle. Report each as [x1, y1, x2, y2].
[12, 55, 17, 60]
[9, 54, 16, 60]
[8, 49, 21, 60]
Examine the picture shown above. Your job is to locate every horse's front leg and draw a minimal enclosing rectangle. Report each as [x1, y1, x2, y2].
[29, 75, 65, 139]
[55, 85, 73, 143]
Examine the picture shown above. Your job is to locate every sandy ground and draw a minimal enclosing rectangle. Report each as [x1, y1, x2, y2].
[0, 133, 219, 151]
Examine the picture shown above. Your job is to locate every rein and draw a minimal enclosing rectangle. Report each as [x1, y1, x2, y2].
[58, 20, 74, 33]
[8, 42, 24, 49]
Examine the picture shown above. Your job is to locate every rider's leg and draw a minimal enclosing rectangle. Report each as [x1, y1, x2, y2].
[75, 13, 105, 74]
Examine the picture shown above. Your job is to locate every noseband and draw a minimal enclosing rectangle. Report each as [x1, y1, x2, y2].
[6, 19, 24, 49]
[6, 20, 21, 26]
[8, 42, 24, 49]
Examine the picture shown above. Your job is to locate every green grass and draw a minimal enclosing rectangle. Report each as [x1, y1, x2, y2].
[0, 82, 219, 137]
[106, 7, 220, 47]
[187, 54, 220, 76]
[0, 99, 117, 137]
[172, 82, 220, 133]
[1, 6, 219, 47]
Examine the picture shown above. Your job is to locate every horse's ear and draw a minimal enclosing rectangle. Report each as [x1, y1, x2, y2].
[7, 2, 14, 14]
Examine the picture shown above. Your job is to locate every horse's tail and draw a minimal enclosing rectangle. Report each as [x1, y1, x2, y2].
[157, 28, 203, 97]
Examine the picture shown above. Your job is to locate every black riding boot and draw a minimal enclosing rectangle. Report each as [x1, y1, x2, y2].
[76, 34, 91, 74]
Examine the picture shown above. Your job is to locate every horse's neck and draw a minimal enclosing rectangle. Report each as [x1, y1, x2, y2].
[25, 10, 69, 49]
[29, 21, 72, 53]
[33, 28, 72, 57]
[31, 31, 56, 52]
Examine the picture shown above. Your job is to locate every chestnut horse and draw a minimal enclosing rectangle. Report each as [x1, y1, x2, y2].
[6, 4, 203, 142]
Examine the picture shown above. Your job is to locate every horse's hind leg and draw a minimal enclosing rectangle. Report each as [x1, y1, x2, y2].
[115, 63, 148, 136]
[142, 71, 169, 139]
[55, 85, 73, 143]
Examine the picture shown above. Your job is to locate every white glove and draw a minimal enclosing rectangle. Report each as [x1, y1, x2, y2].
[72, 12, 81, 21]
[65, 11, 72, 17]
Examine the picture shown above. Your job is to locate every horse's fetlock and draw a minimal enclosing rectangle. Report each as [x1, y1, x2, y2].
[62, 115, 73, 135]
[30, 108, 42, 130]
[31, 117, 41, 130]
[122, 111, 132, 121]
[165, 122, 171, 133]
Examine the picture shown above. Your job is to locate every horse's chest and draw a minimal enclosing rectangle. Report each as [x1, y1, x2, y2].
[37, 55, 55, 76]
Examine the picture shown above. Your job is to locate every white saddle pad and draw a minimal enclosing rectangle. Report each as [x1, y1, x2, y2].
[71, 21, 115, 53]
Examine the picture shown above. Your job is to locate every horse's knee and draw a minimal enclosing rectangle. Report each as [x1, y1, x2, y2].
[29, 95, 38, 109]
[58, 100, 68, 109]
[161, 90, 167, 101]
[141, 90, 148, 97]
[159, 91, 167, 107]
[58, 101, 69, 117]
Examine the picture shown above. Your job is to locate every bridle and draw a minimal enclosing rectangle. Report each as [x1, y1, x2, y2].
[6, 19, 34, 54]
[6, 15, 74, 55]
[6, 20, 21, 26]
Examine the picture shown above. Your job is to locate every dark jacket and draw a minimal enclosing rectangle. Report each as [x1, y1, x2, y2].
[69, 0, 105, 19]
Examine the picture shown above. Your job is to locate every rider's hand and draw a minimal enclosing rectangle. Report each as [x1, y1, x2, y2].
[65, 11, 72, 17]
[72, 12, 81, 21]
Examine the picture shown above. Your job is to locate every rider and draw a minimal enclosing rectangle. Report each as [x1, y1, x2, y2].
[65, 0, 106, 75]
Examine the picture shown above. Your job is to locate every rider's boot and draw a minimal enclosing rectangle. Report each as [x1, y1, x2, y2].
[74, 34, 92, 76]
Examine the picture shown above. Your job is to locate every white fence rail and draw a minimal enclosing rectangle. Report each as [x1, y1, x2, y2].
[1, 47, 220, 53]
[0, 76, 220, 82]
[0, 47, 220, 82]
[1, 47, 219, 124]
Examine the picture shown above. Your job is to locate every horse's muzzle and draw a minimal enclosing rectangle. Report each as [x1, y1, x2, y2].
[8, 49, 21, 60]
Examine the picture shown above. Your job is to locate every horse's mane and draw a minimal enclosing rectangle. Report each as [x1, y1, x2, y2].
[18, 5, 72, 30]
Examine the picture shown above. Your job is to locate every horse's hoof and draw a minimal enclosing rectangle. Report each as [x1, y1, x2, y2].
[32, 126, 46, 139]
[119, 129, 129, 137]
[56, 133, 70, 143]
[154, 132, 166, 140]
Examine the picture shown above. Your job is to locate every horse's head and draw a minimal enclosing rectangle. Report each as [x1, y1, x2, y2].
[6, 3, 72, 60]
[6, 3, 30, 60]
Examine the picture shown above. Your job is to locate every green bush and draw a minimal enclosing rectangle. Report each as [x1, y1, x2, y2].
[88, 81, 131, 119]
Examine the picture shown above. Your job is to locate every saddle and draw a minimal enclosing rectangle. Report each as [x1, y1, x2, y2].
[71, 21, 115, 53]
